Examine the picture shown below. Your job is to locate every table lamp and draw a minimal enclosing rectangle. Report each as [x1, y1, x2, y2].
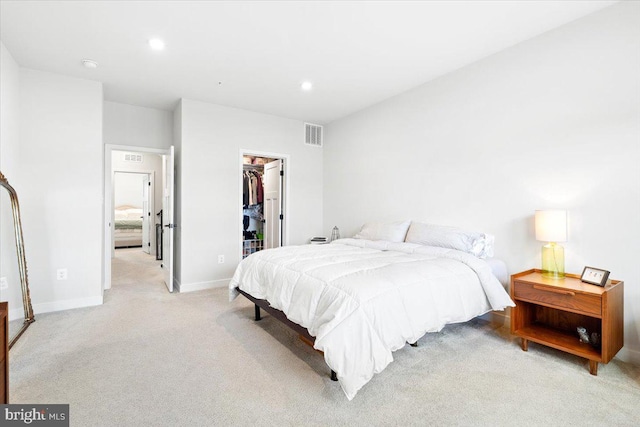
[535, 210, 567, 279]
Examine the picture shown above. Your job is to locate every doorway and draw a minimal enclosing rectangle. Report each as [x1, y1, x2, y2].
[104, 145, 175, 294]
[240, 150, 289, 261]
[112, 171, 153, 252]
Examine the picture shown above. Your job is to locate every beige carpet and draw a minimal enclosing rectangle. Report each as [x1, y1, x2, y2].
[8, 248, 640, 426]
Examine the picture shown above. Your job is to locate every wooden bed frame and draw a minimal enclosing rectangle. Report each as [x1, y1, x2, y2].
[235, 287, 339, 381]
[236, 287, 419, 382]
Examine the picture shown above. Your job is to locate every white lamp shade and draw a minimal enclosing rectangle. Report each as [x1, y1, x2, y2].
[535, 210, 567, 242]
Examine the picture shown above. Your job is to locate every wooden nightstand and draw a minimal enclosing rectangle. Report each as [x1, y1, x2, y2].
[510, 269, 623, 375]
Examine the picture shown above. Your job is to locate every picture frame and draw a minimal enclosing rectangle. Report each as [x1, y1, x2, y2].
[580, 266, 610, 287]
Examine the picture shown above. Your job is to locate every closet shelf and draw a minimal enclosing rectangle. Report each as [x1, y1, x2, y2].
[242, 239, 264, 259]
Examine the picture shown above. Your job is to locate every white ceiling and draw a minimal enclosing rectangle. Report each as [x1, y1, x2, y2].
[0, 1, 617, 124]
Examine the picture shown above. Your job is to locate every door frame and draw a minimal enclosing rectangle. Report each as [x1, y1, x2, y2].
[141, 173, 153, 254]
[238, 149, 290, 261]
[103, 144, 169, 294]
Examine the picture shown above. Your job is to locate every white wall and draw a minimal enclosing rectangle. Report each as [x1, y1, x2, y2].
[113, 172, 144, 207]
[0, 41, 22, 311]
[0, 42, 19, 171]
[177, 99, 323, 291]
[324, 2, 640, 363]
[103, 101, 173, 149]
[13, 69, 103, 316]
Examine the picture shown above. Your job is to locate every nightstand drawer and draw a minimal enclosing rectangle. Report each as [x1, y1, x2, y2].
[514, 281, 601, 316]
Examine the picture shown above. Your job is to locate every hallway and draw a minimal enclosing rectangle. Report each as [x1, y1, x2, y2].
[109, 248, 166, 298]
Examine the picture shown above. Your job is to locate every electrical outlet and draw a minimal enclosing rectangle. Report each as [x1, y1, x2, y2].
[57, 268, 68, 280]
[218, 255, 225, 264]
[0, 277, 8, 290]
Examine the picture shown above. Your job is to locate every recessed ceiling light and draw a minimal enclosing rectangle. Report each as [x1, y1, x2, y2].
[148, 38, 165, 51]
[82, 59, 98, 69]
[301, 81, 313, 91]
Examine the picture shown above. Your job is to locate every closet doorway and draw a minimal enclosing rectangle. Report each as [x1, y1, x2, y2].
[240, 151, 289, 261]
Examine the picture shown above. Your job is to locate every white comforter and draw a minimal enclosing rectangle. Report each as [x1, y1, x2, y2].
[229, 238, 514, 400]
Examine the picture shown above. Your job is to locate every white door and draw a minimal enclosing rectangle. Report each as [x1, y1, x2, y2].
[264, 159, 283, 249]
[162, 146, 175, 292]
[142, 174, 151, 254]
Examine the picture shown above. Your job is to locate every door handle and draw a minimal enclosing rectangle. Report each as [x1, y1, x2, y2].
[164, 224, 176, 229]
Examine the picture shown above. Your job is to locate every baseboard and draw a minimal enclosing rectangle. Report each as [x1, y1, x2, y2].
[615, 346, 640, 366]
[177, 278, 230, 293]
[480, 309, 511, 328]
[9, 295, 104, 321]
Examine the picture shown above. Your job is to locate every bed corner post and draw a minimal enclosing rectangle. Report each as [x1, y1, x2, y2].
[254, 304, 261, 321]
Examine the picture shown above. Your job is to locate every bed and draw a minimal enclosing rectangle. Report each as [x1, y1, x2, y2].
[230, 220, 515, 400]
[114, 205, 143, 248]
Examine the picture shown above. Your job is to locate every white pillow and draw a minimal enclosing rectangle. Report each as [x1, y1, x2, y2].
[353, 220, 411, 243]
[405, 222, 494, 258]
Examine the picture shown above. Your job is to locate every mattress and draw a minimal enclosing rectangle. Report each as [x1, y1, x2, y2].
[114, 206, 143, 230]
[114, 218, 143, 230]
[114, 229, 142, 247]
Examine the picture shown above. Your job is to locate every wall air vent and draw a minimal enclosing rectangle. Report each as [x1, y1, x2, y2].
[123, 153, 143, 163]
[304, 123, 323, 147]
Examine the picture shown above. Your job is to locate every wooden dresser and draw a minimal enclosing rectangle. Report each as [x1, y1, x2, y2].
[1, 301, 7, 403]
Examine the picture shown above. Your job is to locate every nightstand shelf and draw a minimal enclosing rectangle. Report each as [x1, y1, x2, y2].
[514, 323, 601, 361]
[510, 269, 623, 375]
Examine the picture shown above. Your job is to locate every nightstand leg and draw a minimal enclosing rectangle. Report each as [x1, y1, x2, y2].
[589, 360, 598, 376]
[520, 338, 528, 351]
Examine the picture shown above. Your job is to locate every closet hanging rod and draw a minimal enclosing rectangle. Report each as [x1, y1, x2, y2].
[243, 164, 264, 170]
